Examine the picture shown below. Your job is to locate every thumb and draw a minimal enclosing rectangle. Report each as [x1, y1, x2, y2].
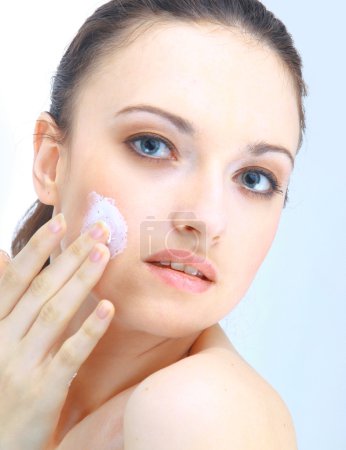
[0, 250, 11, 277]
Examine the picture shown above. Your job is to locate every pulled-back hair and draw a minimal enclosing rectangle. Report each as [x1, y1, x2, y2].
[11, 0, 307, 269]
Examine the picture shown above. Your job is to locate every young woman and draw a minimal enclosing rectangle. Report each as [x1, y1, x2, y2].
[0, 0, 307, 448]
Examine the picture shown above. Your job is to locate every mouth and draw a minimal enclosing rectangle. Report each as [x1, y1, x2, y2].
[144, 249, 218, 283]
[145, 262, 213, 294]
[149, 261, 210, 281]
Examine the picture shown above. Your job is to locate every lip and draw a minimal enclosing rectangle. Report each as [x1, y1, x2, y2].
[144, 249, 218, 283]
[145, 262, 214, 293]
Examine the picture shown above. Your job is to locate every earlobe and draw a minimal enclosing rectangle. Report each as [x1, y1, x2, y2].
[32, 111, 63, 206]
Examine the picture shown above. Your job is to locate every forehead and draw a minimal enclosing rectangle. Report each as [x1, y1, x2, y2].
[78, 21, 300, 152]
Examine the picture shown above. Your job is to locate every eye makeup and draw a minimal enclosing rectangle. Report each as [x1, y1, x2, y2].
[233, 166, 284, 199]
[123, 132, 177, 164]
[122, 130, 288, 200]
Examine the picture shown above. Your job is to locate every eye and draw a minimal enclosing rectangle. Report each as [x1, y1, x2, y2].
[124, 133, 176, 162]
[235, 167, 284, 198]
[242, 170, 271, 192]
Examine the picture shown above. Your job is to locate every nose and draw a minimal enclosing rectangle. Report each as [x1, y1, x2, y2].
[169, 166, 227, 250]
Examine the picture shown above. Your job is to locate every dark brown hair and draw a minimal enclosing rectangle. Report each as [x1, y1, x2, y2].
[11, 0, 307, 269]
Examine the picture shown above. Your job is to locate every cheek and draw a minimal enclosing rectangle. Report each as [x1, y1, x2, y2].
[245, 208, 281, 269]
[226, 205, 282, 288]
[253, 221, 278, 268]
[80, 191, 129, 258]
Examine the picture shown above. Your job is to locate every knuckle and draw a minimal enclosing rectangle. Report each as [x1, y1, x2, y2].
[69, 241, 84, 259]
[75, 268, 92, 285]
[59, 342, 79, 367]
[28, 273, 50, 297]
[81, 322, 99, 340]
[38, 302, 62, 325]
[1, 264, 23, 288]
[29, 233, 43, 252]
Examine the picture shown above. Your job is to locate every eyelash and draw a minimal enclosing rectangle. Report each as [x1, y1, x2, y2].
[124, 132, 176, 163]
[235, 167, 284, 199]
[123, 133, 284, 199]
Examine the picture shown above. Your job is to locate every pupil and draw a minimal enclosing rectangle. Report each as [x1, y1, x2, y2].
[142, 138, 159, 154]
[244, 172, 260, 188]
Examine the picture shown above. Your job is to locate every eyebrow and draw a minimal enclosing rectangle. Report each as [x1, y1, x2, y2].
[248, 142, 295, 168]
[116, 104, 196, 135]
[115, 104, 295, 167]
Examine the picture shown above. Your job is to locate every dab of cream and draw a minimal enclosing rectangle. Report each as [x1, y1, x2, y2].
[80, 191, 128, 259]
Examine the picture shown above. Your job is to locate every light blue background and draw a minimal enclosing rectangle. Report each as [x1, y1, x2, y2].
[0, 2, 345, 449]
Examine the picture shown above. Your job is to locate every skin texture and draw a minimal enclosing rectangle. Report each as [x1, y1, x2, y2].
[32, 21, 300, 444]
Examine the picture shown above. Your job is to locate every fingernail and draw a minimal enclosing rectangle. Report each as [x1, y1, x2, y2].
[49, 213, 64, 233]
[89, 221, 109, 240]
[89, 246, 104, 262]
[96, 300, 112, 319]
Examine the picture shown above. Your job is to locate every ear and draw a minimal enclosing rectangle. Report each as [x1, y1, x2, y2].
[33, 112, 64, 206]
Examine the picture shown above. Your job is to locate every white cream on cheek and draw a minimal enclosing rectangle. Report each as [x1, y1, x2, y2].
[80, 191, 128, 259]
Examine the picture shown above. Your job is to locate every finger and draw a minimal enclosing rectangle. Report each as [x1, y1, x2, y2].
[3, 221, 110, 340]
[21, 243, 110, 365]
[46, 298, 114, 395]
[0, 214, 66, 319]
[0, 250, 11, 277]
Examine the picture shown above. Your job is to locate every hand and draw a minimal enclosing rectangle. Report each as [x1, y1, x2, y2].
[0, 250, 11, 280]
[0, 214, 114, 450]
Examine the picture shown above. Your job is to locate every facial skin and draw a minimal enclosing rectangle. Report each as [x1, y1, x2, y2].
[33, 21, 300, 422]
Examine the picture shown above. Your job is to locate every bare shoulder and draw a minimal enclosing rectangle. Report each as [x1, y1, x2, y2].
[124, 324, 298, 450]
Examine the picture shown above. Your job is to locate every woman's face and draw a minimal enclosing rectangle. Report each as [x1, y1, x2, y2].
[51, 21, 300, 337]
